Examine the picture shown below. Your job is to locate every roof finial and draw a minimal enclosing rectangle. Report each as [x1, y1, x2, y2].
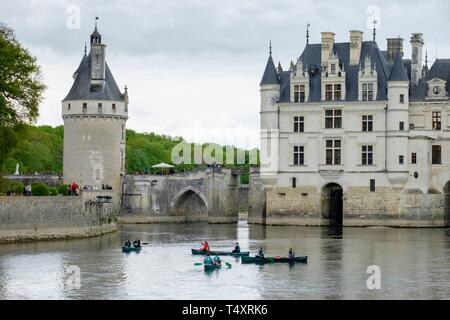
[372, 19, 377, 42]
[306, 23, 310, 45]
[95, 16, 99, 30]
[84, 42, 87, 54]
[269, 40, 272, 56]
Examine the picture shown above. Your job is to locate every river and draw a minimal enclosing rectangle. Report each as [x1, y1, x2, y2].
[0, 221, 449, 299]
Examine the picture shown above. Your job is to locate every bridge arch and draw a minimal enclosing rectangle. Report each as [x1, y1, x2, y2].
[170, 186, 209, 216]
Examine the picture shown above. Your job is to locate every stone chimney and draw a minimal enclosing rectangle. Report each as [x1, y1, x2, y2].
[349, 30, 363, 65]
[410, 33, 424, 86]
[321, 32, 335, 65]
[387, 37, 404, 62]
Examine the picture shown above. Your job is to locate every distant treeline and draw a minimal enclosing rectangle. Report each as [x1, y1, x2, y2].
[2, 125, 259, 182]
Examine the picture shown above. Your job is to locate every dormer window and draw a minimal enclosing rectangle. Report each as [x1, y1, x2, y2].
[362, 83, 374, 101]
[290, 59, 310, 103]
[294, 85, 306, 103]
[82, 103, 87, 111]
[325, 85, 333, 101]
[112, 103, 116, 112]
[334, 84, 342, 100]
[68, 103, 71, 110]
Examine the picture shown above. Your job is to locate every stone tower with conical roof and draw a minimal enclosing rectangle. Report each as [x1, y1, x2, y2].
[62, 21, 128, 205]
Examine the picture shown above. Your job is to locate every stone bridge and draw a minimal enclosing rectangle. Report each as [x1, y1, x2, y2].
[120, 168, 241, 223]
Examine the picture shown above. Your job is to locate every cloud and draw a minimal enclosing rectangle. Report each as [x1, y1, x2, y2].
[0, 0, 449, 148]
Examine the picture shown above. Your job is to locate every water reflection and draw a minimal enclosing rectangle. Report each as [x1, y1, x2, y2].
[0, 222, 449, 299]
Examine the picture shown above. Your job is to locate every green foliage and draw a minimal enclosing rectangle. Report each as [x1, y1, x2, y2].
[31, 182, 49, 196]
[2, 125, 63, 174]
[0, 24, 46, 170]
[48, 187, 58, 196]
[2, 126, 260, 175]
[9, 181, 24, 194]
[58, 184, 69, 196]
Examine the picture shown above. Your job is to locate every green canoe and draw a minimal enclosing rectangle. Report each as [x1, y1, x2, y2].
[241, 255, 308, 264]
[204, 263, 222, 271]
[191, 249, 250, 257]
[122, 245, 142, 253]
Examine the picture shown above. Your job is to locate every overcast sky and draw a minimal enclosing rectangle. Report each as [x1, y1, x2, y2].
[1, 0, 449, 148]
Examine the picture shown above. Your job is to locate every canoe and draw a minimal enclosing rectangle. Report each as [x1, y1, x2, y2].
[241, 255, 308, 264]
[204, 263, 222, 271]
[191, 249, 250, 257]
[122, 245, 142, 253]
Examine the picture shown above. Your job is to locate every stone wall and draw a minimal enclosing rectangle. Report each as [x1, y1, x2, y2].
[0, 191, 116, 242]
[248, 170, 449, 227]
[4, 174, 64, 187]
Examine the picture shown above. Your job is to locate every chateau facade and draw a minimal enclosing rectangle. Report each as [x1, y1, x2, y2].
[62, 23, 128, 206]
[256, 30, 450, 227]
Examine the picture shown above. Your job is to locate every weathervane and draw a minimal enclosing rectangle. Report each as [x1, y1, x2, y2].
[372, 19, 377, 42]
[306, 23, 311, 45]
[269, 40, 272, 56]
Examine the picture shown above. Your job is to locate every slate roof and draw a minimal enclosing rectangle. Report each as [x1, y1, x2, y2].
[411, 59, 450, 101]
[260, 55, 279, 85]
[276, 41, 395, 103]
[62, 52, 124, 102]
[389, 54, 409, 81]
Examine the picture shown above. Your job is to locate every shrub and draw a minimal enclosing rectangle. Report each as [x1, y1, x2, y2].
[58, 184, 69, 196]
[48, 187, 58, 196]
[9, 182, 25, 194]
[31, 182, 49, 196]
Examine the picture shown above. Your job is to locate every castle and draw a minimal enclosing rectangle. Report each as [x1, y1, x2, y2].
[62, 22, 128, 206]
[254, 30, 450, 227]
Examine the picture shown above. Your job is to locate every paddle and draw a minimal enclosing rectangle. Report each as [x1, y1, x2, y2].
[194, 261, 232, 268]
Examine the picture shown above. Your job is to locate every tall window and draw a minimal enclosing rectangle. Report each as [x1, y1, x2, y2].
[334, 84, 342, 100]
[294, 116, 304, 132]
[325, 110, 342, 129]
[362, 145, 373, 165]
[293, 85, 306, 102]
[292, 177, 297, 188]
[362, 115, 373, 132]
[112, 103, 116, 112]
[411, 152, 417, 164]
[399, 155, 404, 164]
[400, 94, 405, 104]
[325, 84, 333, 101]
[362, 83, 374, 101]
[82, 102, 87, 110]
[399, 122, 404, 131]
[326, 140, 341, 165]
[432, 112, 441, 130]
[293, 146, 304, 165]
[432, 145, 441, 164]
[98, 103, 102, 112]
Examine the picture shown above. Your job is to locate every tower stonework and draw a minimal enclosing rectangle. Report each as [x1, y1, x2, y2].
[62, 24, 128, 207]
[410, 33, 424, 86]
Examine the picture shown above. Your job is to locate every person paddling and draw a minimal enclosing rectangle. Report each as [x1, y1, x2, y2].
[203, 254, 213, 266]
[200, 241, 210, 252]
[256, 247, 265, 258]
[232, 242, 241, 253]
[213, 255, 222, 266]
[132, 239, 141, 248]
[288, 248, 295, 259]
[124, 239, 131, 247]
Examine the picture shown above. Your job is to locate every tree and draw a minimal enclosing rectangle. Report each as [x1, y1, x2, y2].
[0, 23, 46, 170]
